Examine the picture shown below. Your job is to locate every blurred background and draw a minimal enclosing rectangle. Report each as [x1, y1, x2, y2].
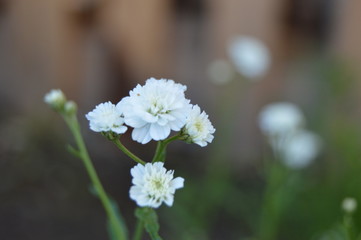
[1, 0, 361, 239]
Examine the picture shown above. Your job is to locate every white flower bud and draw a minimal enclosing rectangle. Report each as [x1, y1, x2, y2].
[44, 89, 66, 110]
[64, 101, 77, 115]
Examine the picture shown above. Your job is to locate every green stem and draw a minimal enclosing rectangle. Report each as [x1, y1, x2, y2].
[344, 214, 354, 240]
[152, 134, 182, 163]
[132, 219, 144, 240]
[112, 138, 146, 165]
[258, 161, 287, 240]
[64, 115, 126, 240]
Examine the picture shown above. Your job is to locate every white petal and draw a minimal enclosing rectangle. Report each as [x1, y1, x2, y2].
[150, 124, 170, 141]
[131, 164, 145, 180]
[113, 126, 128, 134]
[164, 194, 174, 206]
[132, 125, 152, 144]
[125, 116, 147, 128]
[170, 177, 184, 189]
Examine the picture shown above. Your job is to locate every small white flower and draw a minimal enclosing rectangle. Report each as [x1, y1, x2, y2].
[44, 89, 66, 109]
[129, 162, 184, 208]
[227, 36, 270, 79]
[117, 78, 191, 144]
[280, 130, 321, 169]
[85, 102, 127, 134]
[342, 197, 357, 213]
[259, 102, 304, 137]
[183, 105, 215, 147]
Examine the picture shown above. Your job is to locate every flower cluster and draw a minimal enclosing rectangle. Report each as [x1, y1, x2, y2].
[259, 102, 321, 169]
[86, 78, 215, 147]
[83, 78, 215, 208]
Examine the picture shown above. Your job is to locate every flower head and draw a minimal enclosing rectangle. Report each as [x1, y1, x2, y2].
[117, 78, 191, 144]
[85, 102, 127, 134]
[129, 162, 184, 208]
[258, 102, 304, 137]
[227, 36, 270, 79]
[280, 130, 321, 169]
[183, 104, 215, 147]
[44, 89, 66, 110]
[342, 197, 357, 213]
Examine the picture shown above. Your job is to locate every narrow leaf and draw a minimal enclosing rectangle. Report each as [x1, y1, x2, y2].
[135, 208, 163, 240]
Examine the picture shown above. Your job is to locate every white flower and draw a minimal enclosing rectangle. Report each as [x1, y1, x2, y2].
[227, 36, 270, 79]
[258, 102, 304, 137]
[280, 130, 321, 169]
[44, 89, 66, 108]
[117, 78, 191, 144]
[183, 104, 215, 147]
[342, 197, 357, 213]
[129, 162, 184, 208]
[85, 102, 127, 134]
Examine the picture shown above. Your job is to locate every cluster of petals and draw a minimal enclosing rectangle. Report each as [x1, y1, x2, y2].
[129, 162, 184, 208]
[117, 78, 191, 144]
[183, 104, 215, 147]
[85, 102, 127, 134]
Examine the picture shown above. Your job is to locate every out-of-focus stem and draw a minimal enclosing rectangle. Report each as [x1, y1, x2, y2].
[64, 115, 126, 240]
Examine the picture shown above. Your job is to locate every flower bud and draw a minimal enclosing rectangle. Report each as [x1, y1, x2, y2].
[44, 89, 66, 111]
[64, 101, 77, 115]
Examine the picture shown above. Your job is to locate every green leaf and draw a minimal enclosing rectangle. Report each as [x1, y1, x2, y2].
[107, 199, 129, 240]
[88, 185, 128, 240]
[135, 208, 163, 240]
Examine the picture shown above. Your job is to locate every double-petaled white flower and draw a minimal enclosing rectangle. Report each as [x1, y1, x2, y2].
[183, 104, 215, 147]
[85, 102, 127, 134]
[129, 162, 184, 208]
[44, 89, 66, 109]
[117, 78, 191, 144]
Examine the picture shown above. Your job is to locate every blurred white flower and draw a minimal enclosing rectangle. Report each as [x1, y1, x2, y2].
[44, 89, 66, 109]
[85, 102, 127, 134]
[183, 104, 215, 147]
[117, 78, 191, 144]
[259, 102, 322, 169]
[342, 197, 357, 213]
[129, 162, 184, 208]
[259, 102, 304, 137]
[207, 59, 235, 85]
[280, 130, 321, 169]
[227, 36, 270, 79]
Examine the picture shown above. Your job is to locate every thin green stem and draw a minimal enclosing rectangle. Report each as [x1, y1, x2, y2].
[258, 161, 287, 240]
[132, 219, 144, 240]
[344, 214, 354, 240]
[152, 134, 182, 163]
[112, 138, 146, 165]
[64, 115, 126, 240]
